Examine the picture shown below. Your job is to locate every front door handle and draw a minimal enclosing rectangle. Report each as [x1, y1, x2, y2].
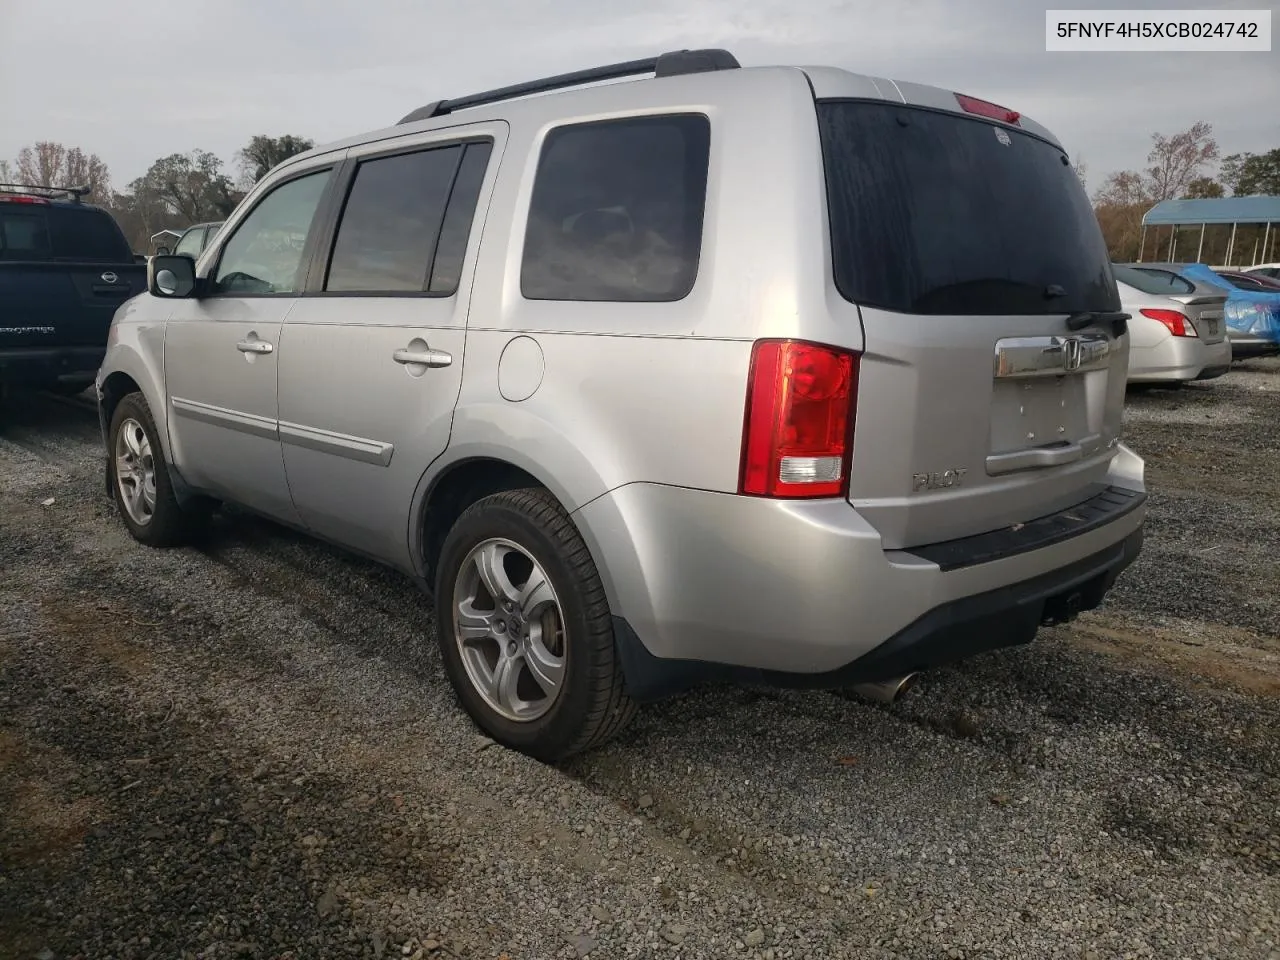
[393, 347, 452, 368]
[236, 338, 273, 355]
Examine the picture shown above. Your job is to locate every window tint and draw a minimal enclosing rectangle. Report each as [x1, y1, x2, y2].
[43, 207, 131, 261]
[1112, 264, 1195, 296]
[0, 210, 50, 260]
[43, 207, 132, 261]
[521, 114, 710, 302]
[173, 227, 206, 258]
[326, 146, 462, 293]
[429, 142, 493, 295]
[818, 101, 1119, 316]
[212, 171, 331, 295]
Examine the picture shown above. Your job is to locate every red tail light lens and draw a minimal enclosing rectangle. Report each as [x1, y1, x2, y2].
[0, 194, 50, 205]
[740, 340, 859, 498]
[1140, 308, 1196, 337]
[955, 93, 1021, 125]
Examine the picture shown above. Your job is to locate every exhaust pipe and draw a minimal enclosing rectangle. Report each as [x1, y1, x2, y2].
[848, 673, 919, 704]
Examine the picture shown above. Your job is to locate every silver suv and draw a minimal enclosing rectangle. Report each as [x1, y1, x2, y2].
[96, 49, 1146, 761]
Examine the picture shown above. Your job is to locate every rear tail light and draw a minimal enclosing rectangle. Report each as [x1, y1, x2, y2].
[0, 194, 50, 205]
[1140, 308, 1198, 338]
[955, 93, 1021, 125]
[740, 340, 859, 499]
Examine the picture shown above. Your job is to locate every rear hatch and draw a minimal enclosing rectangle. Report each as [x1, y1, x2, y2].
[814, 93, 1129, 550]
[0, 201, 144, 350]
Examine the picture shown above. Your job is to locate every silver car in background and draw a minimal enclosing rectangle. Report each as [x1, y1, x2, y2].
[1112, 264, 1230, 383]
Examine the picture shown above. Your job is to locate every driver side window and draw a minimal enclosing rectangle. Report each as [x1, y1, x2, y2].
[211, 170, 331, 296]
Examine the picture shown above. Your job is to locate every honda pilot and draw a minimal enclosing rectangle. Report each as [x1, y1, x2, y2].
[96, 48, 1146, 761]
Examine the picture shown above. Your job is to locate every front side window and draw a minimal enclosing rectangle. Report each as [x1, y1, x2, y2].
[211, 170, 331, 295]
[521, 114, 711, 302]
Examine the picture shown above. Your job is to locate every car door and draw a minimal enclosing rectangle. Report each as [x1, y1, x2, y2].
[163, 163, 339, 523]
[277, 126, 503, 567]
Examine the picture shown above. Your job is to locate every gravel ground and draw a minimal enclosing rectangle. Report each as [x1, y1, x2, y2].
[1, 360, 1278, 960]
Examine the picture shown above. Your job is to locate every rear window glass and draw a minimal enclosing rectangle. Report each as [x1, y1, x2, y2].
[45, 206, 132, 261]
[0, 210, 51, 259]
[326, 145, 462, 293]
[1112, 264, 1195, 296]
[817, 101, 1119, 316]
[521, 114, 710, 302]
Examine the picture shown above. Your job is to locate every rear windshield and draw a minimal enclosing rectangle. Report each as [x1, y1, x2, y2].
[46, 206, 132, 261]
[817, 100, 1119, 316]
[1112, 264, 1195, 296]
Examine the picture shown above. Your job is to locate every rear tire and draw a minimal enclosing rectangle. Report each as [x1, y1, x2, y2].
[434, 488, 636, 762]
[108, 391, 209, 547]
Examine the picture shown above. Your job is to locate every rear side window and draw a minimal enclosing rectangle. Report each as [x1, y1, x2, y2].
[429, 142, 493, 295]
[818, 101, 1119, 316]
[1112, 264, 1195, 296]
[0, 210, 51, 260]
[45, 207, 132, 261]
[521, 114, 710, 302]
[326, 145, 466, 293]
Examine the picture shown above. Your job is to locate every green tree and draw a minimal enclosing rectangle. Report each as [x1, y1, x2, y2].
[130, 150, 241, 224]
[236, 134, 315, 186]
[1220, 149, 1280, 196]
[1184, 177, 1224, 199]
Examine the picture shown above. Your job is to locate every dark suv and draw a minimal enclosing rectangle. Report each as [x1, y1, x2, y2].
[0, 184, 146, 395]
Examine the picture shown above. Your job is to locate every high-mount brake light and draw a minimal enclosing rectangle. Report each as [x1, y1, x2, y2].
[739, 340, 859, 499]
[1140, 308, 1197, 338]
[955, 93, 1021, 125]
[0, 194, 50, 205]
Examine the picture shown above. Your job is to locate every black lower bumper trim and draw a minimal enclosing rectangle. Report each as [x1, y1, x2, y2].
[613, 527, 1144, 701]
[905, 485, 1145, 572]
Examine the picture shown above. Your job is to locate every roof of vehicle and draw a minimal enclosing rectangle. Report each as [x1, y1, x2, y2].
[1142, 196, 1280, 227]
[270, 48, 1059, 176]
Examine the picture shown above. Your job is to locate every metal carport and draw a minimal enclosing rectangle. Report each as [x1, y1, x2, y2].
[1139, 196, 1280, 267]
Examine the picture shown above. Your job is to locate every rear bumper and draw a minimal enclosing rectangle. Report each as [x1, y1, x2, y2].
[0, 345, 104, 386]
[1127, 335, 1212, 382]
[1227, 331, 1280, 360]
[1192, 337, 1232, 380]
[577, 446, 1146, 700]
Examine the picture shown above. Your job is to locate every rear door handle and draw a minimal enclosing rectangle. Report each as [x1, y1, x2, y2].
[393, 347, 452, 368]
[236, 338, 273, 355]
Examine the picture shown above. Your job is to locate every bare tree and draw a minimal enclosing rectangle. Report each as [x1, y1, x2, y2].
[1143, 121, 1218, 202]
[1071, 155, 1088, 193]
[13, 141, 112, 198]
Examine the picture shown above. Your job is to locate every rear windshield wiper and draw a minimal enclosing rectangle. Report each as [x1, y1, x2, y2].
[1066, 310, 1129, 336]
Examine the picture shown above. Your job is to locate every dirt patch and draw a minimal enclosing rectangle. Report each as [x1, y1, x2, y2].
[1072, 614, 1280, 697]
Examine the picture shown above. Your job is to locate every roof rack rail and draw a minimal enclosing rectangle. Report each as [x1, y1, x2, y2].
[397, 48, 740, 125]
[0, 182, 91, 203]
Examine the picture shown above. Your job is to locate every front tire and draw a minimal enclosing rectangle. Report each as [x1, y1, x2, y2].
[434, 488, 636, 762]
[108, 391, 208, 547]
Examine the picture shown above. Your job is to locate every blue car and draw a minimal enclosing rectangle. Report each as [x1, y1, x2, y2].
[1126, 262, 1280, 360]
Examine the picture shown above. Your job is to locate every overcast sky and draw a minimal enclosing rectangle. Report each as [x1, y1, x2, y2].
[1, 0, 1275, 195]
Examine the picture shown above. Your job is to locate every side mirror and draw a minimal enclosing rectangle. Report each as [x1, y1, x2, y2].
[149, 254, 198, 298]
